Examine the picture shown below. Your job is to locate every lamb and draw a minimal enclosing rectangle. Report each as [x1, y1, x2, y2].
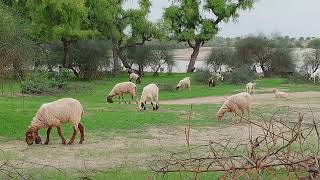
[139, 83, 159, 110]
[107, 82, 137, 103]
[246, 82, 256, 95]
[309, 69, 320, 83]
[208, 77, 216, 87]
[176, 77, 191, 91]
[129, 73, 141, 84]
[216, 92, 252, 123]
[25, 98, 84, 145]
[272, 88, 288, 98]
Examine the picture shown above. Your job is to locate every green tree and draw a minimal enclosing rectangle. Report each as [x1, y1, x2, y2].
[25, 0, 92, 73]
[86, 0, 160, 75]
[206, 47, 234, 72]
[164, 0, 255, 72]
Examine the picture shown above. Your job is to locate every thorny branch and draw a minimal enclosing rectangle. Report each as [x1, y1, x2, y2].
[152, 108, 320, 179]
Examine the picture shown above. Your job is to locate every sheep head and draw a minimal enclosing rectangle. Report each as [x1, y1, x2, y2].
[106, 96, 113, 103]
[216, 112, 224, 121]
[272, 88, 278, 93]
[175, 86, 180, 90]
[25, 127, 41, 145]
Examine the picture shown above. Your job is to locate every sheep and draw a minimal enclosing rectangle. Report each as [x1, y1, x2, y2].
[107, 82, 137, 103]
[216, 92, 252, 123]
[272, 88, 288, 98]
[139, 83, 159, 111]
[309, 69, 320, 83]
[176, 77, 191, 91]
[25, 98, 84, 145]
[129, 73, 141, 84]
[208, 77, 216, 87]
[246, 82, 256, 95]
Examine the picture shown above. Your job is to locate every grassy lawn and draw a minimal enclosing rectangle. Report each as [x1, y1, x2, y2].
[0, 73, 319, 179]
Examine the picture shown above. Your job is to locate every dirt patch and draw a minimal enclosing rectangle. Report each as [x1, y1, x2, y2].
[161, 91, 320, 106]
[0, 124, 262, 171]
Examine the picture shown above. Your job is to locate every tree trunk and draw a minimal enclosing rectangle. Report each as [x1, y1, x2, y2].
[118, 49, 131, 69]
[187, 41, 201, 73]
[112, 39, 121, 76]
[62, 39, 71, 68]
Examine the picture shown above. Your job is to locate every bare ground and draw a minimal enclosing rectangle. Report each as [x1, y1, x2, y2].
[1, 91, 320, 172]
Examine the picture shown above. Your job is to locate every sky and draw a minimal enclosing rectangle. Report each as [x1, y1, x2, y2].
[125, 0, 320, 38]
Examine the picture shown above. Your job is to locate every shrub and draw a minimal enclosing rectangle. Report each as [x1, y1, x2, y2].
[225, 66, 257, 85]
[287, 73, 309, 84]
[194, 68, 211, 84]
[157, 83, 176, 92]
[21, 69, 72, 94]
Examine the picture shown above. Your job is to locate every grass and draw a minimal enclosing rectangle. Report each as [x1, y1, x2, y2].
[1, 73, 320, 179]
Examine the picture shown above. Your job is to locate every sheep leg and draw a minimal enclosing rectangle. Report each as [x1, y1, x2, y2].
[44, 126, 53, 145]
[78, 123, 85, 144]
[57, 126, 66, 145]
[68, 127, 78, 145]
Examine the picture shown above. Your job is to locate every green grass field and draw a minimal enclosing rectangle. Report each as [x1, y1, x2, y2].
[1, 73, 320, 179]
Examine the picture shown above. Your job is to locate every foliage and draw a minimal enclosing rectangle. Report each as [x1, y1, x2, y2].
[0, 2, 39, 80]
[269, 48, 295, 76]
[194, 68, 211, 84]
[126, 46, 155, 74]
[225, 66, 256, 84]
[164, 0, 255, 72]
[150, 44, 175, 76]
[25, 0, 93, 68]
[308, 38, 320, 49]
[70, 40, 111, 79]
[21, 69, 73, 94]
[206, 47, 234, 72]
[86, 0, 160, 73]
[235, 36, 274, 74]
[301, 49, 320, 75]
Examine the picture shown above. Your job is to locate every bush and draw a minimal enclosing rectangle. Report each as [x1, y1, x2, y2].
[193, 69, 211, 84]
[21, 69, 73, 94]
[157, 83, 176, 92]
[225, 66, 257, 85]
[287, 73, 309, 84]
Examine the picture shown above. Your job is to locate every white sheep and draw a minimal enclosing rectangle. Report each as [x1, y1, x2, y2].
[272, 88, 288, 98]
[216, 92, 252, 123]
[176, 77, 191, 91]
[129, 73, 141, 84]
[25, 98, 84, 145]
[107, 82, 137, 103]
[139, 83, 159, 110]
[246, 82, 256, 95]
[309, 69, 320, 83]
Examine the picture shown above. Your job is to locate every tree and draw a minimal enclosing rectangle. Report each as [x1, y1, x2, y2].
[164, 0, 255, 72]
[25, 0, 91, 74]
[206, 47, 234, 72]
[235, 36, 274, 75]
[303, 38, 320, 74]
[269, 48, 295, 76]
[150, 44, 174, 76]
[0, 2, 38, 80]
[86, 0, 160, 75]
[126, 46, 154, 75]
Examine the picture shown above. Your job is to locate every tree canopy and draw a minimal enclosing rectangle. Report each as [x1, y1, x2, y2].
[164, 0, 255, 72]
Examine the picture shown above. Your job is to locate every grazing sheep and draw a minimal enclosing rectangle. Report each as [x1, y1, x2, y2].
[216, 92, 252, 123]
[208, 77, 216, 87]
[246, 82, 256, 95]
[176, 77, 191, 91]
[272, 88, 288, 98]
[25, 98, 84, 145]
[107, 82, 137, 103]
[129, 73, 141, 84]
[139, 83, 159, 110]
[309, 69, 320, 83]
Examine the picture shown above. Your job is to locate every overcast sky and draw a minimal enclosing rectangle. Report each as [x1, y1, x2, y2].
[125, 0, 320, 38]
